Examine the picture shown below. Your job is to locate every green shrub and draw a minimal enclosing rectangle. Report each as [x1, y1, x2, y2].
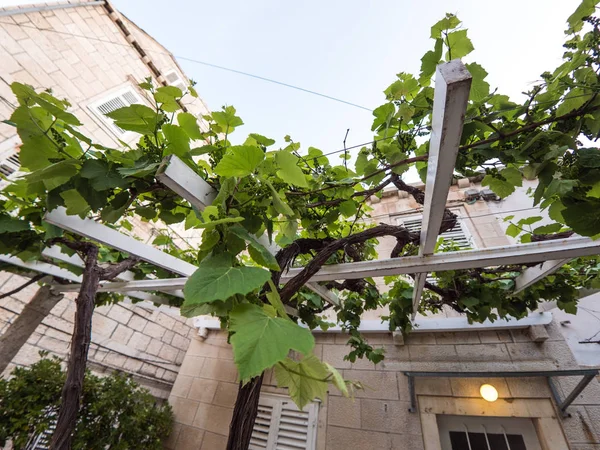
[0, 354, 172, 449]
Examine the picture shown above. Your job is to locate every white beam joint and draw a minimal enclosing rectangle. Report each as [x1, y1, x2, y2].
[513, 259, 571, 294]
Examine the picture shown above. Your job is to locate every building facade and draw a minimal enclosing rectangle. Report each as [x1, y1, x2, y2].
[0, 0, 209, 398]
[166, 179, 600, 449]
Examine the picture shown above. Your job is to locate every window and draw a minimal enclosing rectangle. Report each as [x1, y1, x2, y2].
[164, 70, 187, 92]
[88, 87, 144, 138]
[0, 152, 20, 179]
[438, 416, 542, 450]
[250, 393, 319, 450]
[396, 213, 473, 250]
[0, 136, 21, 189]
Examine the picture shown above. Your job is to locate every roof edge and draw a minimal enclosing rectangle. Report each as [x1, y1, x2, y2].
[0, 0, 104, 18]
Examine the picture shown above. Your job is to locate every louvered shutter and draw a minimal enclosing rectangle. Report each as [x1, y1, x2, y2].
[398, 215, 473, 250]
[88, 87, 143, 136]
[0, 151, 20, 179]
[165, 70, 187, 92]
[25, 408, 57, 450]
[250, 394, 319, 450]
[398, 215, 473, 283]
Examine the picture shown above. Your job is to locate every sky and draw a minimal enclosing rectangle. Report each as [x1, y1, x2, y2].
[2, 0, 582, 155]
[112, 0, 580, 155]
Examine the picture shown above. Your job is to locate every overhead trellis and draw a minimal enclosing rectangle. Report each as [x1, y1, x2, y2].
[4, 60, 597, 325]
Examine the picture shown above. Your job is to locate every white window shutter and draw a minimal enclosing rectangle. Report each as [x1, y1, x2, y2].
[0, 152, 20, 179]
[250, 394, 319, 450]
[165, 70, 187, 93]
[88, 87, 143, 137]
[398, 215, 473, 250]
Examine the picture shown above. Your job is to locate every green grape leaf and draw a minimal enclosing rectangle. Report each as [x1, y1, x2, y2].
[431, 13, 461, 39]
[339, 200, 357, 217]
[562, 202, 600, 237]
[80, 160, 127, 191]
[519, 216, 543, 226]
[533, 223, 563, 234]
[211, 106, 244, 131]
[162, 124, 191, 157]
[420, 39, 443, 84]
[274, 355, 329, 410]
[23, 160, 79, 191]
[482, 175, 515, 198]
[324, 362, 349, 398]
[549, 200, 566, 223]
[445, 30, 474, 59]
[506, 224, 520, 238]
[465, 63, 490, 102]
[106, 104, 161, 135]
[177, 112, 203, 140]
[275, 151, 309, 188]
[0, 215, 30, 233]
[229, 224, 280, 271]
[180, 300, 230, 318]
[266, 181, 295, 217]
[588, 181, 600, 198]
[500, 167, 523, 187]
[568, 0, 600, 33]
[230, 303, 315, 381]
[60, 189, 90, 215]
[156, 85, 183, 98]
[214, 145, 265, 177]
[247, 133, 275, 147]
[557, 88, 591, 116]
[183, 256, 271, 305]
[197, 216, 245, 229]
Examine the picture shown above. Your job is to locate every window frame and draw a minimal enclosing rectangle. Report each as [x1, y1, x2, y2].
[164, 69, 187, 93]
[86, 84, 145, 142]
[417, 395, 569, 450]
[437, 415, 542, 450]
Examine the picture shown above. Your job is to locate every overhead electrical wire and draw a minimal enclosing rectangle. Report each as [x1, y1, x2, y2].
[10, 22, 373, 112]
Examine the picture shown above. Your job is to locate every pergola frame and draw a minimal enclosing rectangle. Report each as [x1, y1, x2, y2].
[2, 60, 597, 329]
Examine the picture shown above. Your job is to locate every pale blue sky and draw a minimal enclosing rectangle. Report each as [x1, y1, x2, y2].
[113, 0, 578, 154]
[3, 0, 582, 154]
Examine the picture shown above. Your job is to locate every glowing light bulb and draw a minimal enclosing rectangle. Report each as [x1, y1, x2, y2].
[480, 384, 498, 402]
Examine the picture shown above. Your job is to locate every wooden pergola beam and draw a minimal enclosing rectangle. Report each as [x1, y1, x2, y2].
[411, 60, 472, 316]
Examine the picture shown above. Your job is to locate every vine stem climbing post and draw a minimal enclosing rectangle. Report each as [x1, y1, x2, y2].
[50, 244, 99, 450]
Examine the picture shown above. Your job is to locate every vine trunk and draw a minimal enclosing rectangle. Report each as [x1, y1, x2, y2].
[226, 373, 264, 450]
[50, 245, 99, 450]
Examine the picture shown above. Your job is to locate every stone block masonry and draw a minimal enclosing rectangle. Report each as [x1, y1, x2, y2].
[0, 271, 194, 399]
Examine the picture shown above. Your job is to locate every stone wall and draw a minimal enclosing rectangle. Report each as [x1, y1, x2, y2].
[0, 270, 195, 399]
[0, 1, 209, 146]
[168, 321, 600, 449]
[0, 1, 213, 397]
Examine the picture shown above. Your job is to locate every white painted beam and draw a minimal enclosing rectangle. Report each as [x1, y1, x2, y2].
[156, 155, 217, 210]
[193, 312, 553, 334]
[0, 254, 82, 282]
[412, 60, 472, 316]
[513, 259, 571, 294]
[44, 207, 198, 277]
[51, 278, 186, 293]
[49, 237, 600, 292]
[42, 246, 184, 299]
[156, 155, 340, 306]
[305, 283, 340, 306]
[280, 237, 600, 283]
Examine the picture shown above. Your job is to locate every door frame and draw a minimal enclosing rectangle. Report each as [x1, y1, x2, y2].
[418, 395, 570, 450]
